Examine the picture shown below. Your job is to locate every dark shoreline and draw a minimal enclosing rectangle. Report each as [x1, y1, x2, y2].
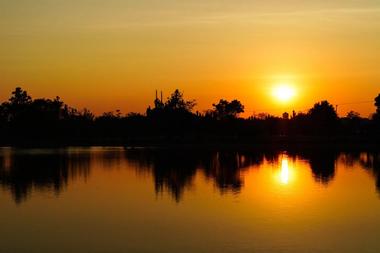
[1, 135, 380, 151]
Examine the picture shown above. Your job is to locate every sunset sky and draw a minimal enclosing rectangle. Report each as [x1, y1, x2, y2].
[1, 0, 380, 117]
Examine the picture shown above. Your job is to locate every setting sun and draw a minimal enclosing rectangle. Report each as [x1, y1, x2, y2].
[273, 84, 296, 103]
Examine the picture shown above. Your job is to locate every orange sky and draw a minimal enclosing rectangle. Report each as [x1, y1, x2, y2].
[1, 1, 379, 117]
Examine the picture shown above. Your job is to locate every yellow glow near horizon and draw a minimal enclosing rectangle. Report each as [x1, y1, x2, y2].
[272, 84, 296, 103]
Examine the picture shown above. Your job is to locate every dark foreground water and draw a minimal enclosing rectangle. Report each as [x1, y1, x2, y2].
[1, 147, 380, 253]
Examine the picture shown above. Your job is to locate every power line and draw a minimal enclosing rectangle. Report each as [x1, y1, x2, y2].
[335, 100, 373, 114]
[336, 100, 373, 106]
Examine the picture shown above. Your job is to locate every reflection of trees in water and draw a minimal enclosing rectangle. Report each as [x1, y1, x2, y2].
[369, 153, 380, 192]
[124, 149, 269, 202]
[296, 151, 338, 185]
[0, 148, 130, 204]
[204, 152, 245, 194]
[124, 149, 346, 201]
[361, 153, 380, 190]
[0, 149, 91, 204]
[2, 148, 380, 204]
[124, 149, 205, 202]
[341, 152, 380, 194]
[202, 151, 271, 194]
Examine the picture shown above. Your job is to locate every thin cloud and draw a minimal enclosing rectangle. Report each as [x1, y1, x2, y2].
[83, 7, 380, 30]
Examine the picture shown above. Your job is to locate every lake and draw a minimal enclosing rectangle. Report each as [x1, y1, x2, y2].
[0, 147, 380, 253]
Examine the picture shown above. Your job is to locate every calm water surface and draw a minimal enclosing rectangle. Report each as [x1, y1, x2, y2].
[1, 147, 380, 253]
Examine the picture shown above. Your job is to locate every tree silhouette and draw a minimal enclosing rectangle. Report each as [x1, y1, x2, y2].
[9, 87, 31, 106]
[375, 94, 380, 121]
[212, 99, 244, 120]
[346, 111, 361, 120]
[6, 87, 32, 122]
[147, 89, 197, 117]
[165, 89, 196, 112]
[375, 94, 380, 112]
[154, 96, 164, 110]
[308, 101, 338, 134]
[308, 101, 338, 121]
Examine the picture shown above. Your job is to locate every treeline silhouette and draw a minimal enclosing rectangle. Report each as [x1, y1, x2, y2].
[1, 87, 380, 146]
[0, 148, 92, 203]
[1, 147, 380, 204]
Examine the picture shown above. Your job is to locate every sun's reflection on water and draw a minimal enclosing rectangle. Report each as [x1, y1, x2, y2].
[280, 158, 290, 184]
